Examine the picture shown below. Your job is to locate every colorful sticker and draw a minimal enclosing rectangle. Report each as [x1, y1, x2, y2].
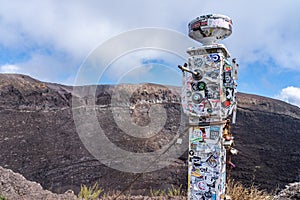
[208, 54, 221, 62]
[224, 64, 232, 72]
[192, 169, 202, 178]
[207, 154, 218, 168]
[197, 81, 206, 90]
[192, 127, 206, 142]
[198, 181, 208, 191]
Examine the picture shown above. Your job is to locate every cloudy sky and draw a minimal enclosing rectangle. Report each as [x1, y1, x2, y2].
[0, 0, 300, 107]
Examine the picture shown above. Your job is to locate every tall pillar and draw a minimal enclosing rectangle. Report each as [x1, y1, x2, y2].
[178, 14, 238, 200]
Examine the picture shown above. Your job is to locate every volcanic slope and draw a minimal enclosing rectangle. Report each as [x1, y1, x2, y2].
[0, 74, 299, 194]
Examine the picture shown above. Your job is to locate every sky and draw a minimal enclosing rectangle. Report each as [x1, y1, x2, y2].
[0, 0, 300, 107]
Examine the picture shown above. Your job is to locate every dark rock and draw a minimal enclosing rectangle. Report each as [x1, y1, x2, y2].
[0, 73, 299, 195]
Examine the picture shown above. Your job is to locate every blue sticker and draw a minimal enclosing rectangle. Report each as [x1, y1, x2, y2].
[208, 54, 220, 62]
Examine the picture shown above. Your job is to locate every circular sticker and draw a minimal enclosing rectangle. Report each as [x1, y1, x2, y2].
[209, 54, 221, 62]
[197, 81, 206, 90]
[192, 93, 203, 104]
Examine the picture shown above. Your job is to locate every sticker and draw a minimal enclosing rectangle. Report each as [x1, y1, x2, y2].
[204, 190, 212, 198]
[223, 71, 233, 88]
[196, 144, 203, 151]
[191, 21, 202, 30]
[194, 57, 204, 67]
[192, 176, 205, 184]
[206, 70, 219, 79]
[192, 82, 199, 91]
[210, 130, 219, 140]
[200, 21, 208, 26]
[192, 193, 205, 200]
[206, 154, 218, 168]
[205, 174, 216, 188]
[198, 181, 209, 191]
[189, 150, 195, 156]
[225, 88, 233, 100]
[212, 193, 217, 200]
[197, 81, 206, 90]
[191, 156, 202, 167]
[224, 64, 232, 72]
[192, 137, 204, 143]
[207, 54, 221, 62]
[210, 126, 220, 132]
[192, 93, 203, 104]
[199, 166, 208, 173]
[223, 100, 231, 107]
[191, 168, 202, 178]
[191, 143, 197, 150]
[192, 127, 206, 142]
[206, 84, 220, 100]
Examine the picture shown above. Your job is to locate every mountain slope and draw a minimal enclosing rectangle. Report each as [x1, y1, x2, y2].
[0, 74, 299, 194]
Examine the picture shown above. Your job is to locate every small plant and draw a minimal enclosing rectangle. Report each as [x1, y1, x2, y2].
[167, 184, 183, 196]
[226, 179, 274, 200]
[150, 188, 166, 197]
[150, 185, 184, 198]
[0, 194, 5, 200]
[78, 183, 103, 200]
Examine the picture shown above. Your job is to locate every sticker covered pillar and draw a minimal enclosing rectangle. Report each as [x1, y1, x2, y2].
[179, 14, 238, 200]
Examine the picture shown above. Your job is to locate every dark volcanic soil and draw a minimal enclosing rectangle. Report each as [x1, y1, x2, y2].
[0, 74, 299, 194]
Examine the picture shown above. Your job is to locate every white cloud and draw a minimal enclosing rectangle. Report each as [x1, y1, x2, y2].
[0, 0, 300, 87]
[277, 86, 300, 107]
[0, 64, 21, 73]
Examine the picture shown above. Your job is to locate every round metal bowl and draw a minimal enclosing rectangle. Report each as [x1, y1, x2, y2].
[188, 14, 232, 45]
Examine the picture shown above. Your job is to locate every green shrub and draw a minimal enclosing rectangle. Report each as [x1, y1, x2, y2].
[78, 183, 103, 200]
[150, 184, 184, 197]
[0, 194, 5, 200]
[167, 184, 183, 196]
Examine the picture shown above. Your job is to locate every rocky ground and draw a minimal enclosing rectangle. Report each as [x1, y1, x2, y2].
[0, 166, 77, 200]
[1, 165, 299, 200]
[0, 165, 186, 200]
[274, 182, 300, 200]
[0, 74, 299, 196]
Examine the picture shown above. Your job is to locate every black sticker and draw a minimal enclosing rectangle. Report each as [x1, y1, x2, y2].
[189, 150, 195, 156]
[191, 82, 199, 91]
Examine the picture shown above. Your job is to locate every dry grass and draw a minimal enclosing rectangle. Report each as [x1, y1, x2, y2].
[226, 179, 274, 200]
[78, 180, 275, 200]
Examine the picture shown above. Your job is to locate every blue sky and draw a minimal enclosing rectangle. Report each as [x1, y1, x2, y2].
[0, 0, 300, 107]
